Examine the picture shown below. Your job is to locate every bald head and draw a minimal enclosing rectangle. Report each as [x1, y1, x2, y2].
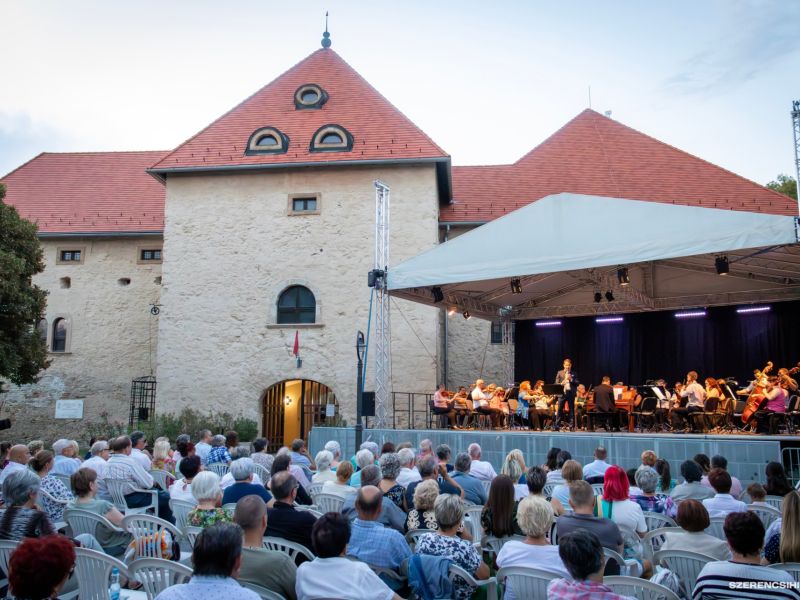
[233, 494, 267, 532]
[8, 445, 30, 465]
[355, 485, 383, 520]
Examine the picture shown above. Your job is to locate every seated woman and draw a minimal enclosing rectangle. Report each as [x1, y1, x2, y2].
[415, 494, 490, 600]
[654, 458, 676, 493]
[30, 450, 74, 524]
[630, 468, 675, 517]
[168, 455, 202, 503]
[321, 461, 356, 498]
[530, 380, 552, 432]
[451, 387, 472, 426]
[489, 388, 508, 428]
[747, 482, 769, 506]
[8, 535, 76, 600]
[311, 450, 336, 484]
[550, 460, 582, 516]
[151, 437, 175, 475]
[378, 453, 406, 511]
[406, 479, 462, 534]
[765, 461, 794, 497]
[481, 475, 522, 537]
[660, 499, 731, 561]
[68, 467, 132, 554]
[188, 471, 232, 527]
[764, 490, 800, 564]
[501, 449, 527, 486]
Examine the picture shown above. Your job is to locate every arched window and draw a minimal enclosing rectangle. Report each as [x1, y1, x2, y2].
[52, 318, 67, 352]
[36, 319, 47, 344]
[277, 286, 316, 324]
[310, 124, 353, 152]
[245, 126, 289, 155]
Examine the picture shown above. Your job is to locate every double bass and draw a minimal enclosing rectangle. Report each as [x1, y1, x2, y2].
[741, 361, 773, 423]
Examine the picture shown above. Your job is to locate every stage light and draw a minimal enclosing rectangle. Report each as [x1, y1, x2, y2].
[535, 320, 562, 327]
[736, 305, 771, 314]
[617, 267, 630, 286]
[596, 316, 624, 323]
[431, 286, 444, 303]
[715, 256, 729, 276]
[510, 278, 522, 294]
[594, 292, 602, 303]
[674, 310, 706, 319]
[462, 310, 471, 320]
[447, 306, 457, 316]
[605, 291, 614, 302]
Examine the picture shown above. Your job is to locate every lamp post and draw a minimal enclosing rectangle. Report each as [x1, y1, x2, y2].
[355, 330, 365, 449]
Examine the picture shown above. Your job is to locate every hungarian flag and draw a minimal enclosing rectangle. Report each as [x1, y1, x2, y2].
[293, 331, 299, 357]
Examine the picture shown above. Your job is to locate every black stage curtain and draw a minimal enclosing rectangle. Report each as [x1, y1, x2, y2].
[514, 300, 800, 388]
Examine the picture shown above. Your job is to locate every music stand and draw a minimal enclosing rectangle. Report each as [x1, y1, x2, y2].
[543, 384, 574, 429]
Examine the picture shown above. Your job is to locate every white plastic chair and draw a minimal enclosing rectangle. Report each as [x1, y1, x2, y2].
[128, 557, 192, 600]
[262, 536, 315, 562]
[294, 505, 323, 519]
[543, 483, 556, 498]
[168, 498, 195, 536]
[222, 503, 238, 513]
[603, 575, 681, 600]
[481, 479, 492, 496]
[591, 483, 605, 496]
[73, 546, 129, 600]
[240, 580, 287, 599]
[122, 514, 181, 560]
[105, 478, 159, 517]
[482, 534, 524, 557]
[643, 511, 676, 531]
[252, 464, 271, 485]
[765, 495, 784, 510]
[603, 547, 631, 577]
[0, 539, 18, 582]
[206, 463, 229, 477]
[405, 528, 429, 549]
[705, 516, 726, 540]
[185, 526, 203, 548]
[463, 506, 484, 546]
[653, 549, 714, 598]
[496, 566, 560, 598]
[769, 562, 800, 581]
[307, 482, 324, 501]
[449, 564, 497, 599]
[38, 487, 70, 530]
[51, 473, 72, 489]
[748, 504, 781, 529]
[642, 527, 672, 562]
[149, 470, 172, 492]
[314, 492, 345, 513]
[64, 507, 126, 544]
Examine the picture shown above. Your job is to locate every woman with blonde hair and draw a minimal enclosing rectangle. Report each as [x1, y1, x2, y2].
[406, 479, 441, 531]
[501, 449, 527, 484]
[764, 490, 800, 563]
[550, 459, 582, 516]
[151, 438, 175, 474]
[320, 460, 356, 498]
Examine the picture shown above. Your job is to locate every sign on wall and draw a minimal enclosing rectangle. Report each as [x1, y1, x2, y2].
[55, 399, 84, 419]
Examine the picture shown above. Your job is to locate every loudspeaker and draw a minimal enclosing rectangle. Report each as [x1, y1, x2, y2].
[361, 391, 375, 417]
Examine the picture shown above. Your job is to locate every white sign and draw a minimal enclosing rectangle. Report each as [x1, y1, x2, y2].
[55, 399, 84, 419]
[325, 404, 336, 417]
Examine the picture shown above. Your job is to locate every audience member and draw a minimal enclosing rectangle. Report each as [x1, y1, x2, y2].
[551, 459, 582, 515]
[702, 468, 747, 518]
[82, 440, 110, 499]
[68, 467, 131, 553]
[311, 450, 336, 483]
[172, 434, 192, 467]
[152, 438, 174, 474]
[0, 470, 56, 539]
[546, 450, 572, 485]
[639, 450, 657, 473]
[0, 441, 11, 468]
[323, 440, 342, 469]
[451, 452, 487, 505]
[381, 442, 396, 455]
[654, 458, 675, 493]
[631, 468, 675, 516]
[396, 447, 421, 488]
[415, 494, 490, 600]
[8, 535, 76, 600]
[206, 435, 232, 466]
[169, 455, 202, 502]
[342, 466, 405, 532]
[701, 455, 743, 499]
[481, 474, 522, 537]
[693, 511, 798, 600]
[265, 471, 318, 553]
[467, 443, 497, 481]
[194, 430, 213, 465]
[30, 450, 73, 523]
[525, 466, 547, 497]
[155, 523, 260, 600]
[501, 449, 527, 484]
[406, 479, 441, 531]
[582, 447, 611, 480]
[222, 458, 273, 506]
[418, 438, 433, 460]
[547, 530, 635, 600]
[27, 439, 44, 457]
[378, 453, 406, 510]
[271, 453, 312, 503]
[50, 440, 79, 477]
[295, 513, 400, 600]
[250, 437, 274, 472]
[693, 453, 711, 476]
[626, 468, 643, 496]
[289, 439, 315, 482]
[129, 431, 152, 471]
[188, 471, 231, 527]
[765, 461, 793, 497]
[557, 481, 623, 555]
[764, 490, 800, 564]
[233, 495, 297, 600]
[747, 482, 769, 506]
[598, 465, 650, 577]
[544, 447, 561, 472]
[670, 460, 714, 502]
[660, 499, 731, 561]
[349, 448, 376, 488]
[225, 431, 241, 461]
[435, 444, 454, 473]
[321, 461, 356, 498]
[403, 455, 462, 508]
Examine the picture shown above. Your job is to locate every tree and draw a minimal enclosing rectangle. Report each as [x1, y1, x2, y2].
[0, 183, 49, 386]
[766, 174, 798, 200]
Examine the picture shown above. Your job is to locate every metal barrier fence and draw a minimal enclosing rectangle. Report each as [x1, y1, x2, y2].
[365, 392, 433, 430]
[783, 446, 800, 487]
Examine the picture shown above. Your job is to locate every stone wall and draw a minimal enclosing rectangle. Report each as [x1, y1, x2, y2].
[445, 315, 510, 389]
[1, 237, 162, 444]
[155, 164, 440, 430]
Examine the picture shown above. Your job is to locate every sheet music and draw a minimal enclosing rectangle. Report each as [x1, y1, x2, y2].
[613, 387, 624, 401]
[651, 386, 666, 400]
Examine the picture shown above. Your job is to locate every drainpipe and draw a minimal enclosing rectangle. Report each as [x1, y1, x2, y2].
[443, 225, 450, 387]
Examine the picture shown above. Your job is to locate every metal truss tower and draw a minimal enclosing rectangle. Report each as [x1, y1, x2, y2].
[792, 100, 800, 216]
[373, 180, 391, 428]
[499, 305, 514, 388]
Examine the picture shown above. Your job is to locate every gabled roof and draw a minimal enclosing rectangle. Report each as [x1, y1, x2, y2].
[1, 151, 168, 235]
[149, 48, 449, 176]
[443, 109, 796, 222]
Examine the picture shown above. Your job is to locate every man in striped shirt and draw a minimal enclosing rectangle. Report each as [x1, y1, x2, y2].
[693, 511, 799, 599]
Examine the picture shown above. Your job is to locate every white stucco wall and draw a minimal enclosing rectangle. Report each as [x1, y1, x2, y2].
[2, 237, 162, 442]
[445, 315, 509, 389]
[155, 164, 440, 430]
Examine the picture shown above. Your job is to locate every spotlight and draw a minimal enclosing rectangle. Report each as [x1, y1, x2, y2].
[594, 292, 602, 303]
[510, 278, 522, 294]
[715, 256, 729, 276]
[431, 286, 444, 303]
[605, 291, 614, 302]
[617, 267, 630, 286]
[462, 310, 471, 320]
[447, 306, 457, 316]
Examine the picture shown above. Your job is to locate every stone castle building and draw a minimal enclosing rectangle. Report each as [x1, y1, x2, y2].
[2, 38, 795, 445]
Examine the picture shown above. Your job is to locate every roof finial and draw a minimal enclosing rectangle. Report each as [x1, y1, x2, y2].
[321, 12, 331, 48]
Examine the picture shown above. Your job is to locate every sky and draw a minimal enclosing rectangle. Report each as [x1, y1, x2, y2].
[1, 0, 798, 186]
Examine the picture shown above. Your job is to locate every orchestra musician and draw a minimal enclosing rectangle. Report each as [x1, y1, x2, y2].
[451, 386, 471, 427]
[702, 378, 723, 431]
[553, 358, 577, 431]
[473, 379, 501, 427]
[671, 371, 706, 432]
[750, 377, 788, 434]
[654, 379, 672, 431]
[516, 381, 534, 429]
[492, 387, 509, 428]
[778, 368, 799, 394]
[530, 379, 552, 431]
[575, 384, 589, 429]
[589, 376, 618, 432]
[432, 383, 456, 428]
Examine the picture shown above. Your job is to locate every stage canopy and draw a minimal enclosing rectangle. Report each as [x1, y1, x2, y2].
[388, 193, 800, 320]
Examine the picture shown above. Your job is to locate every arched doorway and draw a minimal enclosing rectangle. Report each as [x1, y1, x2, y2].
[262, 380, 337, 453]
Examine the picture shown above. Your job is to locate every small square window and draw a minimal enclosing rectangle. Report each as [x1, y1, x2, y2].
[491, 322, 516, 344]
[288, 194, 321, 216]
[137, 247, 163, 264]
[56, 247, 85, 265]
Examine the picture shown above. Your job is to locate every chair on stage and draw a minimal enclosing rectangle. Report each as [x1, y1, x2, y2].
[690, 396, 719, 433]
[633, 396, 658, 432]
[428, 398, 449, 429]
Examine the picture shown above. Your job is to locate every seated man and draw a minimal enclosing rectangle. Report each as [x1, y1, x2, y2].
[702, 468, 747, 518]
[222, 458, 273, 506]
[50, 439, 80, 477]
[451, 453, 487, 505]
[265, 471, 318, 556]
[451, 386, 472, 426]
[233, 495, 297, 600]
[589, 376, 620, 432]
[342, 466, 406, 532]
[432, 383, 456, 428]
[106, 435, 174, 524]
[693, 511, 799, 600]
[296, 513, 401, 600]
[547, 530, 633, 600]
[154, 523, 260, 600]
[403, 456, 463, 509]
[670, 460, 714, 502]
[346, 486, 411, 590]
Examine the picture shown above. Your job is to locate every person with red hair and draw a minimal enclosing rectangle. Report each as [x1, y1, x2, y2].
[598, 465, 651, 578]
[9, 535, 75, 599]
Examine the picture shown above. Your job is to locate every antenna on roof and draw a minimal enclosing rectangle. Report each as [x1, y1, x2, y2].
[321, 11, 332, 48]
[588, 85, 592, 109]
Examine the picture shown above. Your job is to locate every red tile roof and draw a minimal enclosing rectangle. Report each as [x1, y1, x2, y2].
[1, 151, 168, 235]
[149, 49, 448, 174]
[443, 109, 797, 222]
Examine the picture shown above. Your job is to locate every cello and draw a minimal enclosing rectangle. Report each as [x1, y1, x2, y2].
[741, 361, 773, 423]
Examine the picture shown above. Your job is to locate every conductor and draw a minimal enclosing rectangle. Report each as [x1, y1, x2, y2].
[554, 358, 577, 431]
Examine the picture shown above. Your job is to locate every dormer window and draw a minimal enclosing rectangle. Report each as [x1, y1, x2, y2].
[294, 84, 328, 110]
[245, 127, 289, 155]
[310, 124, 353, 152]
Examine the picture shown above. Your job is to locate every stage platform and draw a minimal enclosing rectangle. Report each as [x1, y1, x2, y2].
[309, 427, 800, 484]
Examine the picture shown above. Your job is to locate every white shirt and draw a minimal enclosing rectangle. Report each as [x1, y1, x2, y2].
[312, 470, 337, 484]
[295, 556, 395, 600]
[131, 447, 152, 471]
[155, 575, 260, 600]
[513, 484, 530, 501]
[168, 478, 197, 502]
[582, 459, 611, 479]
[471, 387, 488, 407]
[0, 461, 27, 486]
[661, 531, 732, 561]
[546, 470, 564, 485]
[496, 541, 569, 600]
[219, 472, 263, 490]
[321, 480, 357, 498]
[680, 381, 706, 407]
[702, 493, 747, 518]
[469, 459, 497, 481]
[603, 499, 647, 534]
[51, 455, 80, 476]
[82, 455, 110, 499]
[290, 464, 310, 489]
[106, 454, 154, 495]
[195, 441, 212, 464]
[397, 466, 422, 488]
